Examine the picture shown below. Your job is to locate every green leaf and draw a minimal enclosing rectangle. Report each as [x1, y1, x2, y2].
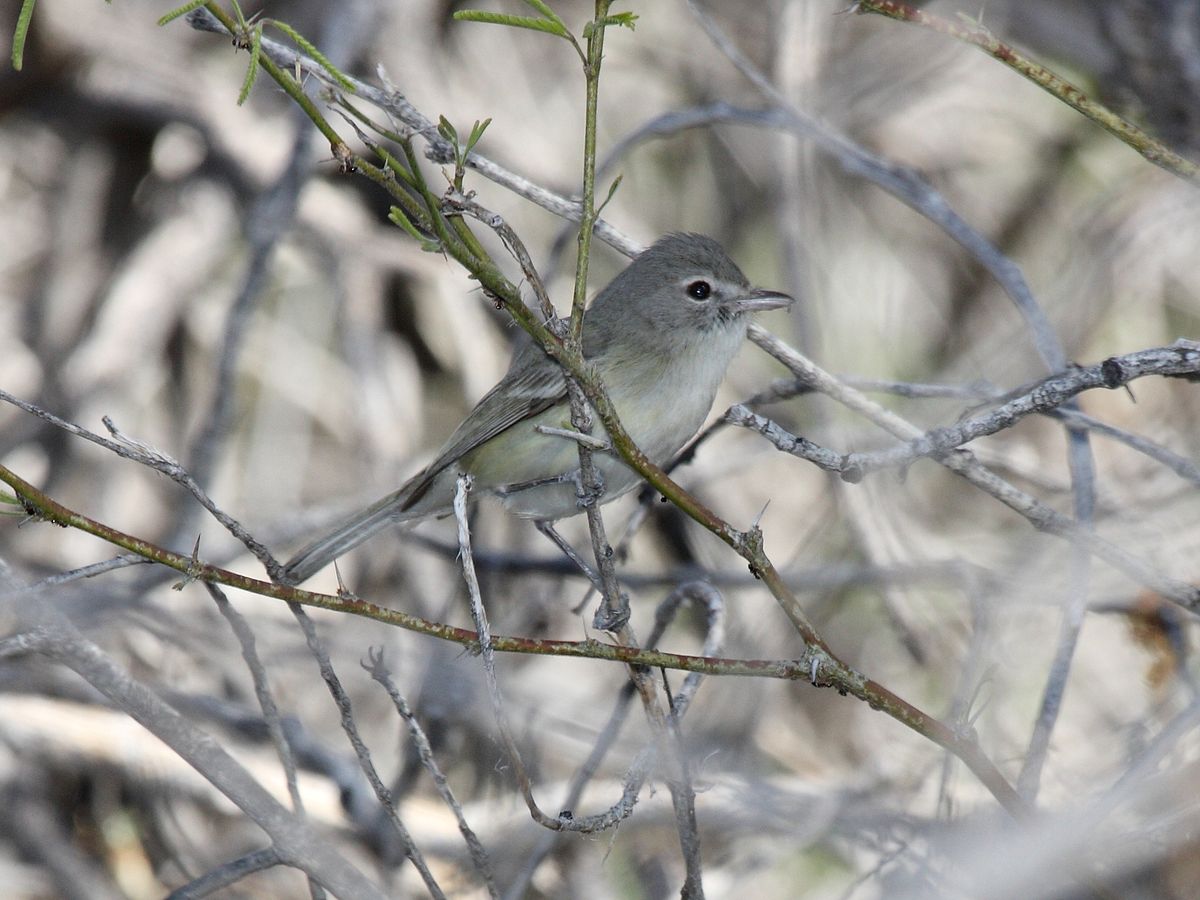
[437, 115, 458, 146]
[519, 0, 568, 29]
[452, 11, 569, 39]
[388, 205, 427, 243]
[388, 205, 444, 252]
[237, 22, 263, 105]
[10, 0, 36, 70]
[605, 12, 638, 30]
[465, 118, 492, 155]
[596, 172, 623, 216]
[230, 0, 248, 29]
[583, 13, 637, 38]
[157, 0, 208, 27]
[270, 20, 356, 91]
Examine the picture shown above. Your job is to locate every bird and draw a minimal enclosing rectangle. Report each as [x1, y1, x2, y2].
[281, 232, 791, 584]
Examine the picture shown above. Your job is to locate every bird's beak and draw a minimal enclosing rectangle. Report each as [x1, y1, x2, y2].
[734, 287, 793, 314]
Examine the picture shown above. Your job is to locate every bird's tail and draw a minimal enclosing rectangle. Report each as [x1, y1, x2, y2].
[280, 488, 413, 585]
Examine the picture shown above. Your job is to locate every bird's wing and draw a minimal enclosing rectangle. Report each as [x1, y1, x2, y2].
[283, 340, 570, 583]
[399, 342, 567, 509]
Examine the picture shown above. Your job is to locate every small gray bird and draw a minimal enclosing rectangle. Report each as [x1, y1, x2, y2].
[282, 233, 791, 583]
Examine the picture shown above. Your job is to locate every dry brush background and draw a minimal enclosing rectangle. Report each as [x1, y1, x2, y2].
[1, 1, 1200, 898]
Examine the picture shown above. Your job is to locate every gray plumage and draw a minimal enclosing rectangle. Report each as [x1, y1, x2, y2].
[281, 233, 789, 584]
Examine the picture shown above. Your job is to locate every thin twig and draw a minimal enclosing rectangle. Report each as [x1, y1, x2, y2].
[853, 0, 1200, 184]
[734, 374, 1200, 487]
[167, 847, 283, 900]
[206, 584, 306, 818]
[4, 605, 386, 899]
[505, 580, 726, 899]
[810, 344, 1200, 478]
[0, 391, 279, 572]
[1045, 407, 1200, 487]
[741, 327, 1200, 610]
[443, 190, 557, 326]
[287, 604, 446, 898]
[453, 476, 566, 830]
[363, 646, 499, 898]
[1, 555, 150, 591]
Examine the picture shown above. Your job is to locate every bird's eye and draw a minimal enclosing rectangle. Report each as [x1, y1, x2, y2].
[686, 280, 711, 300]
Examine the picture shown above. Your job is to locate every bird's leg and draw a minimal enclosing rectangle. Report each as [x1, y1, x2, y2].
[493, 466, 606, 509]
[493, 471, 576, 496]
[534, 520, 604, 604]
[572, 464, 606, 510]
[532, 424, 611, 508]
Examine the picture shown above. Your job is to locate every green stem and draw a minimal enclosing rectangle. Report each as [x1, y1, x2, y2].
[203, 2, 351, 165]
[353, 157, 435, 236]
[568, 0, 614, 343]
[0, 461, 809, 678]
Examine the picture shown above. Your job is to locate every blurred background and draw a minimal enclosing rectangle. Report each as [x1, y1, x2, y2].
[1, 0, 1199, 897]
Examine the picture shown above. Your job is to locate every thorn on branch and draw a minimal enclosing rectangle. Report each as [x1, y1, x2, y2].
[333, 561, 361, 604]
[173, 534, 205, 591]
[805, 647, 837, 689]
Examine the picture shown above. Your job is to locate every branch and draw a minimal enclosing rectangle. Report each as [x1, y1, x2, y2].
[819, 343, 1200, 479]
[0, 457, 1028, 816]
[854, 0, 1200, 184]
[362, 648, 498, 897]
[739, 328, 1200, 611]
[0, 390, 280, 573]
[181, 6, 639, 256]
[3, 607, 386, 899]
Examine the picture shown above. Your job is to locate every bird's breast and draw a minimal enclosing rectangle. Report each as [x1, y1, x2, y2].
[597, 323, 745, 463]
